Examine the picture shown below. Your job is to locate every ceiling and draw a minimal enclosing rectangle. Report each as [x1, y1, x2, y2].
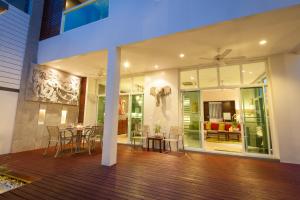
[44, 5, 300, 77]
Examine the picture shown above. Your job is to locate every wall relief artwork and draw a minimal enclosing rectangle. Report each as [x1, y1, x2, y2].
[150, 86, 171, 106]
[26, 65, 81, 105]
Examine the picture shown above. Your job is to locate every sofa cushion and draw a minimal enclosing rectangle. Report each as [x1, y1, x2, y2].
[211, 123, 219, 130]
[225, 124, 232, 131]
[205, 122, 211, 130]
[219, 123, 225, 131]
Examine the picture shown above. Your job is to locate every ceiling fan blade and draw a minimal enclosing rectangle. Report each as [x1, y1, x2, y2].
[198, 57, 215, 61]
[224, 56, 247, 61]
[290, 43, 300, 54]
[219, 49, 232, 59]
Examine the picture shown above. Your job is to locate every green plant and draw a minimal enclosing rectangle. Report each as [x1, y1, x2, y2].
[154, 124, 161, 133]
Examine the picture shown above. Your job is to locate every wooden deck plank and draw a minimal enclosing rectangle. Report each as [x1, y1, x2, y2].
[0, 144, 300, 200]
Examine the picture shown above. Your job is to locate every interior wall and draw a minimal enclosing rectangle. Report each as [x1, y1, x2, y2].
[144, 69, 179, 134]
[0, 90, 18, 154]
[269, 53, 300, 164]
[84, 77, 98, 126]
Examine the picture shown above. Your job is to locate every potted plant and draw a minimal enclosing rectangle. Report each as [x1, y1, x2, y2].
[154, 124, 161, 136]
[231, 114, 239, 131]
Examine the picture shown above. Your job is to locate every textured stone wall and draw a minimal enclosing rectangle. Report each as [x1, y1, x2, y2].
[11, 1, 79, 153]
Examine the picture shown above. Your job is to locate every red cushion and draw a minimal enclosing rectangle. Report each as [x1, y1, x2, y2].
[225, 124, 232, 131]
[237, 124, 241, 131]
[211, 123, 219, 130]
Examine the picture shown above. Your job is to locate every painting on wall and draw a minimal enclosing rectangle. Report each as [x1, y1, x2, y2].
[26, 65, 81, 105]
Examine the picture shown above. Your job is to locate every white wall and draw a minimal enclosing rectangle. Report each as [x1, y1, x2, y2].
[84, 78, 98, 126]
[0, 90, 18, 154]
[144, 69, 179, 134]
[0, 5, 30, 89]
[38, 0, 300, 63]
[269, 53, 300, 164]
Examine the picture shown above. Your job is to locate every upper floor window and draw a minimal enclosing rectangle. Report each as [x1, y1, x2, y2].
[5, 0, 30, 13]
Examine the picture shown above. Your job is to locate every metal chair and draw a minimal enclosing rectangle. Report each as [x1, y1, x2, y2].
[43, 126, 74, 158]
[85, 125, 103, 155]
[131, 125, 149, 148]
[163, 126, 185, 152]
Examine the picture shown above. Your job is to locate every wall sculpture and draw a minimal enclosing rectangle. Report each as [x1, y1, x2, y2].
[150, 86, 171, 106]
[27, 66, 81, 105]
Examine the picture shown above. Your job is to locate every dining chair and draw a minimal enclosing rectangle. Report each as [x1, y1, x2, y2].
[131, 125, 149, 149]
[44, 126, 75, 158]
[85, 125, 103, 155]
[163, 126, 185, 152]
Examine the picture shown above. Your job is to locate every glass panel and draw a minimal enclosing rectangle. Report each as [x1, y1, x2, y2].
[120, 78, 132, 94]
[132, 76, 144, 93]
[63, 0, 109, 32]
[97, 79, 106, 95]
[242, 62, 266, 85]
[118, 95, 129, 143]
[220, 65, 241, 86]
[180, 70, 198, 89]
[241, 87, 270, 154]
[182, 91, 201, 148]
[130, 94, 144, 140]
[6, 0, 30, 13]
[97, 96, 105, 124]
[198, 68, 218, 88]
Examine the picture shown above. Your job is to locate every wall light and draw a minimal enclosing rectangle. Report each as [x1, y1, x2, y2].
[61, 109, 68, 124]
[38, 108, 46, 125]
[154, 65, 159, 69]
[0, 0, 8, 14]
[123, 61, 130, 68]
[179, 53, 185, 58]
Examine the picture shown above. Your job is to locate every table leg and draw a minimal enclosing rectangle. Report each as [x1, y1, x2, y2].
[163, 140, 165, 151]
[159, 140, 162, 153]
[152, 139, 154, 150]
[147, 139, 149, 151]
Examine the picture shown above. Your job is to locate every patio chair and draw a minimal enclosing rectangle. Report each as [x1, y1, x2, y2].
[85, 125, 103, 155]
[163, 126, 185, 152]
[44, 126, 75, 158]
[131, 125, 149, 148]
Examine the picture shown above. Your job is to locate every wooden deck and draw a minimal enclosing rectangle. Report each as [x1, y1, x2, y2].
[0, 144, 300, 200]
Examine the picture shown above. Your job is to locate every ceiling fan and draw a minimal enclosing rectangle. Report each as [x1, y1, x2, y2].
[198, 48, 246, 66]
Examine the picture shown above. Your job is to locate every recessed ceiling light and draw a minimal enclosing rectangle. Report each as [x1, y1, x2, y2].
[154, 65, 159, 69]
[190, 76, 195, 80]
[242, 70, 246, 73]
[249, 71, 253, 74]
[123, 61, 130, 68]
[179, 53, 185, 58]
[259, 40, 267, 46]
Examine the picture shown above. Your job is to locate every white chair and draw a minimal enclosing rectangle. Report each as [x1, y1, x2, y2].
[85, 125, 103, 155]
[44, 126, 74, 158]
[131, 125, 149, 148]
[163, 126, 185, 152]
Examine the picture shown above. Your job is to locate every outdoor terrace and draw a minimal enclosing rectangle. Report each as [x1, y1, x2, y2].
[0, 144, 300, 200]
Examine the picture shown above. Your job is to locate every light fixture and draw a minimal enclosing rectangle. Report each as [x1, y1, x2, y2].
[154, 65, 159, 69]
[190, 76, 195, 80]
[0, 0, 8, 14]
[179, 53, 185, 58]
[123, 61, 130, 68]
[249, 71, 253, 74]
[259, 39, 267, 46]
[242, 70, 246, 73]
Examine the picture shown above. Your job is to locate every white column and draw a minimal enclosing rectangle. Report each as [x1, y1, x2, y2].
[101, 47, 120, 166]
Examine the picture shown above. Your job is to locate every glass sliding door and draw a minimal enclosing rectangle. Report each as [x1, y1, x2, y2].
[97, 96, 105, 125]
[130, 94, 144, 141]
[240, 87, 271, 154]
[182, 91, 202, 148]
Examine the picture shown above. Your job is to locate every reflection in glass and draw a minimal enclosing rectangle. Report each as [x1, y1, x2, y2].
[220, 65, 240, 86]
[198, 68, 218, 88]
[241, 87, 270, 154]
[120, 78, 132, 94]
[130, 94, 144, 140]
[180, 70, 198, 89]
[97, 96, 105, 124]
[182, 91, 201, 148]
[242, 62, 266, 85]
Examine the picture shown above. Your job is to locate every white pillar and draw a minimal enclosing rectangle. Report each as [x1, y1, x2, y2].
[101, 47, 120, 166]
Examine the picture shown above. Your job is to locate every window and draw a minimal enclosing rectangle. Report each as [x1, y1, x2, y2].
[6, 0, 30, 13]
[180, 70, 198, 89]
[242, 62, 266, 85]
[198, 68, 218, 88]
[219, 65, 241, 86]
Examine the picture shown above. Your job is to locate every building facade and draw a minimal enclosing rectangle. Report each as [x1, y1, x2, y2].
[1, 0, 300, 165]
